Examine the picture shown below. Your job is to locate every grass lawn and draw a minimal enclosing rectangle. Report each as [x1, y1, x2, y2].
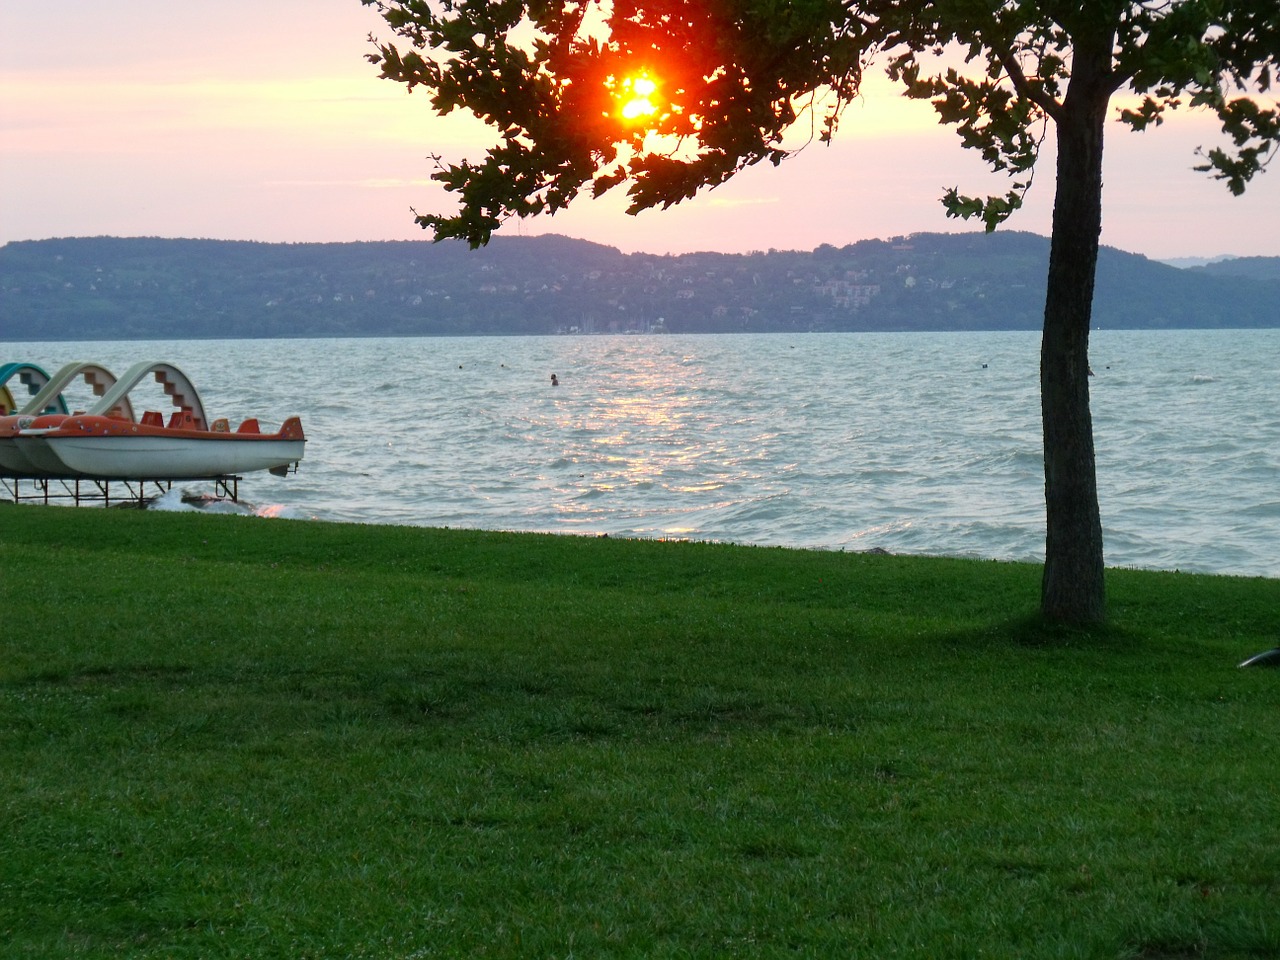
[2, 503, 1278, 958]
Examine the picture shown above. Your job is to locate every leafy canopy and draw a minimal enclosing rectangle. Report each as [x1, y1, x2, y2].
[363, 0, 1280, 246]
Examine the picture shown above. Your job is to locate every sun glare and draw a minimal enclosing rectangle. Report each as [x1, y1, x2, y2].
[619, 73, 659, 122]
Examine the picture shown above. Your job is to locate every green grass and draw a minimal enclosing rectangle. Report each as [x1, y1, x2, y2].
[2, 503, 1278, 959]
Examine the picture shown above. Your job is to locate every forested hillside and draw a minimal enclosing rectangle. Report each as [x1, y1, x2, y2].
[1192, 257, 1280, 282]
[2, 232, 1276, 341]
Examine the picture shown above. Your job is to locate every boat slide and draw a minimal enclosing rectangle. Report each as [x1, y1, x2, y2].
[1, 362, 59, 417]
[1, 361, 128, 418]
[85, 360, 205, 427]
[1, 361, 65, 416]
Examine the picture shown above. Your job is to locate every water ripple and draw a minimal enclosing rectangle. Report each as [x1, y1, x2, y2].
[11, 329, 1279, 578]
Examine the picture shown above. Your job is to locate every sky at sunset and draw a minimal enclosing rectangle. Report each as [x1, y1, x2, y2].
[2, 0, 1277, 260]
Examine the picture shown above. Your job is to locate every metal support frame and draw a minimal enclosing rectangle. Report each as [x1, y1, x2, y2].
[2, 475, 242, 507]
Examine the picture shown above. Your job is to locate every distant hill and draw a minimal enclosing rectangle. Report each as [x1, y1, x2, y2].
[1158, 255, 1238, 269]
[1189, 256, 1280, 282]
[1, 232, 1276, 341]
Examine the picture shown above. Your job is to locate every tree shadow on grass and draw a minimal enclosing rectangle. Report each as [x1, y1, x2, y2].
[935, 611, 1147, 654]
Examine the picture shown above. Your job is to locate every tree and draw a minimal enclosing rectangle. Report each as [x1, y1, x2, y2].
[363, 0, 1279, 624]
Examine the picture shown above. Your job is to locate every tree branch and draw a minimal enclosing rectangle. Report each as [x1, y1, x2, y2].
[995, 47, 1063, 121]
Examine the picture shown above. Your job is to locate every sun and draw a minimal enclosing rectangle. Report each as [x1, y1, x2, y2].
[618, 73, 659, 122]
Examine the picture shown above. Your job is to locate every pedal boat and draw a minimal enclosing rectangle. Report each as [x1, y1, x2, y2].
[9, 360, 305, 480]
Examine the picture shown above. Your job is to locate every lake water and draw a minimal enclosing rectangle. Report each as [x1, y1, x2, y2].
[5, 330, 1279, 578]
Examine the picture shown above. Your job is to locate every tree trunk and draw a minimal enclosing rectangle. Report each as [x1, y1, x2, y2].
[1040, 46, 1112, 625]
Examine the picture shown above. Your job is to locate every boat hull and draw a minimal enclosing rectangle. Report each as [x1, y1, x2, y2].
[15, 415, 305, 480]
[0, 441, 44, 478]
[0, 415, 71, 477]
[23, 435, 304, 479]
[0, 438, 39, 477]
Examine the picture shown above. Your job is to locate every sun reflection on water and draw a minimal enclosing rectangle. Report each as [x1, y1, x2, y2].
[526, 346, 779, 536]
